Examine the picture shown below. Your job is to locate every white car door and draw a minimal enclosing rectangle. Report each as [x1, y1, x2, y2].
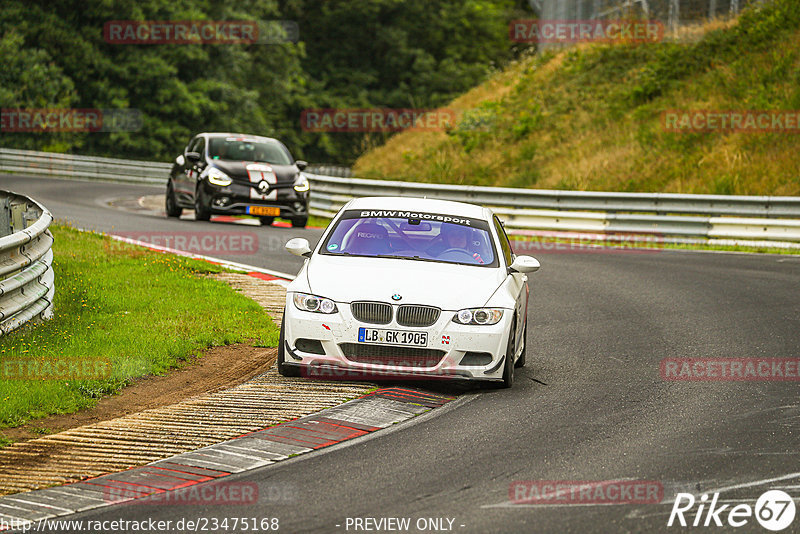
[493, 216, 527, 352]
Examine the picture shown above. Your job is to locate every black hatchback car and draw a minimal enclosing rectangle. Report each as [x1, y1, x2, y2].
[165, 132, 310, 227]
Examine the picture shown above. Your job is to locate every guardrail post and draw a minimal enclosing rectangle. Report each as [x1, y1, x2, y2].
[0, 197, 10, 237]
[10, 200, 25, 233]
[668, 0, 680, 33]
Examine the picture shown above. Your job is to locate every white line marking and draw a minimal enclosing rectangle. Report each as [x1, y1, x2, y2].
[707, 472, 800, 495]
[482, 502, 632, 509]
[482, 473, 800, 510]
[107, 234, 296, 283]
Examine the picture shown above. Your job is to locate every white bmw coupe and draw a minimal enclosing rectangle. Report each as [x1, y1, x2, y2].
[278, 196, 540, 388]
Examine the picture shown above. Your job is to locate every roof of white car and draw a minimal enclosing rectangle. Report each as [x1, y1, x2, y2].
[345, 196, 490, 220]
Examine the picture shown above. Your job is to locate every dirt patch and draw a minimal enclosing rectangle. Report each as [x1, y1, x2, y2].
[2, 345, 276, 444]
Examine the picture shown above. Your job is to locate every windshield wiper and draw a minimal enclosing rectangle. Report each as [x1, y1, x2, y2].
[373, 254, 435, 263]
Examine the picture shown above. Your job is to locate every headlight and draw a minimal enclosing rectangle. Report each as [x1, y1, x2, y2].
[293, 293, 338, 314]
[293, 175, 310, 192]
[207, 167, 233, 187]
[453, 308, 504, 325]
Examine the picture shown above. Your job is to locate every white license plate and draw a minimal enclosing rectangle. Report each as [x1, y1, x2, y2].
[358, 327, 428, 347]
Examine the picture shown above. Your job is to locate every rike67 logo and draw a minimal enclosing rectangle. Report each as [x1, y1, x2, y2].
[668, 490, 796, 531]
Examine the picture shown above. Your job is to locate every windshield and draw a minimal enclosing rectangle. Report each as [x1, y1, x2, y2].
[208, 137, 293, 165]
[321, 210, 498, 267]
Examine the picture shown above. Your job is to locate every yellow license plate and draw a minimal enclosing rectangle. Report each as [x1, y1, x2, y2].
[248, 206, 280, 216]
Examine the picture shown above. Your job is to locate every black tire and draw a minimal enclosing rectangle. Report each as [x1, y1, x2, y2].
[501, 319, 516, 388]
[277, 316, 300, 377]
[165, 182, 182, 218]
[259, 217, 275, 226]
[291, 216, 308, 228]
[515, 318, 527, 368]
[194, 186, 211, 221]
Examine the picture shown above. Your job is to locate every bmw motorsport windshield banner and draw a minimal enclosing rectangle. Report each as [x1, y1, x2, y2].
[345, 209, 488, 229]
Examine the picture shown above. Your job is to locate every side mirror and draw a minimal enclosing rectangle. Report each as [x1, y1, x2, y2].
[295, 160, 308, 171]
[509, 255, 540, 274]
[286, 237, 312, 257]
[185, 151, 201, 162]
[175, 155, 185, 166]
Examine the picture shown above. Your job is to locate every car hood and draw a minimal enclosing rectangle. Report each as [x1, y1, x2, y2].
[211, 161, 298, 184]
[305, 255, 506, 310]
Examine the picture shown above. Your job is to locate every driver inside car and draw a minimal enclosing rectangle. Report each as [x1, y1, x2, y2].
[432, 224, 485, 264]
[215, 144, 228, 160]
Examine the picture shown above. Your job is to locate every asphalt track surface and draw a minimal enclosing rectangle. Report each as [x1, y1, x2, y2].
[3, 175, 800, 533]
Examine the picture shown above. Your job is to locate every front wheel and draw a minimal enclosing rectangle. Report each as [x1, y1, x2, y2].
[500, 320, 516, 388]
[165, 182, 182, 218]
[194, 186, 211, 221]
[291, 216, 308, 228]
[515, 319, 527, 368]
[277, 316, 300, 377]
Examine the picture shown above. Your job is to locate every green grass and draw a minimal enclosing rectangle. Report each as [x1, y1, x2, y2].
[0, 223, 279, 435]
[307, 215, 334, 229]
[354, 0, 800, 196]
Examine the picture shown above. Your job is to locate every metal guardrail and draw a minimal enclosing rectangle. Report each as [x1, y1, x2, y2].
[306, 174, 800, 242]
[0, 190, 54, 336]
[0, 148, 170, 185]
[2, 147, 800, 242]
[305, 164, 353, 178]
[305, 173, 800, 218]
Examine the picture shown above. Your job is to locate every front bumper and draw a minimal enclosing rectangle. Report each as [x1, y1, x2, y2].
[201, 181, 309, 218]
[282, 296, 513, 382]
